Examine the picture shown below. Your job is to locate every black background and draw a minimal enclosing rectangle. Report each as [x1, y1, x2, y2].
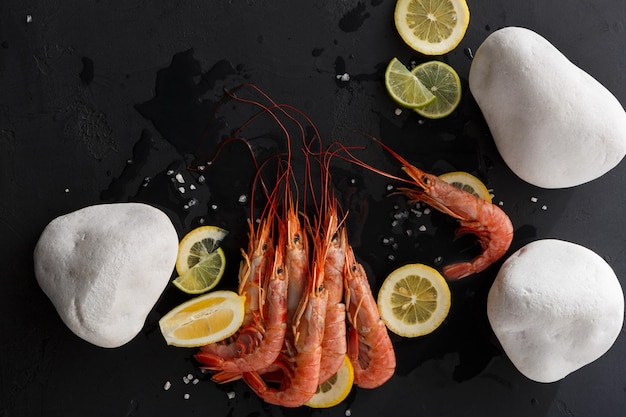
[2, 1, 626, 416]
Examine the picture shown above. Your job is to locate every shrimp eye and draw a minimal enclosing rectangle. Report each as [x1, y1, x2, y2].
[293, 235, 300, 243]
[277, 267, 283, 274]
[422, 176, 430, 185]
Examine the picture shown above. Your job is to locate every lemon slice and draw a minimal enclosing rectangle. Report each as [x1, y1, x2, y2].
[378, 263, 451, 337]
[176, 225, 229, 275]
[411, 61, 462, 119]
[384, 58, 436, 109]
[394, 0, 470, 55]
[172, 247, 226, 294]
[305, 355, 354, 408]
[439, 171, 492, 203]
[159, 290, 245, 347]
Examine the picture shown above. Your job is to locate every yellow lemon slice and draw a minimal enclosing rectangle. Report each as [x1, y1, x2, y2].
[439, 171, 492, 203]
[158, 290, 245, 347]
[176, 225, 228, 275]
[305, 355, 354, 408]
[384, 57, 436, 109]
[394, 0, 470, 55]
[378, 263, 451, 337]
[412, 61, 462, 119]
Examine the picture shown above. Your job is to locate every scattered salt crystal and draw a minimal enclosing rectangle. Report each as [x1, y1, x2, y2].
[498, 201, 504, 206]
[418, 119, 425, 125]
[350, 178, 356, 184]
[345, 409, 352, 416]
[197, 165, 206, 171]
[127, 159, 133, 164]
[183, 376, 190, 384]
[336, 72, 350, 82]
[418, 225, 427, 232]
[192, 378, 199, 385]
[189, 184, 196, 190]
[197, 175, 206, 183]
[227, 391, 236, 399]
[391, 220, 399, 227]
[211, 204, 218, 210]
[238, 194, 248, 203]
[184, 393, 190, 400]
[199, 218, 206, 224]
[387, 254, 396, 262]
[187, 198, 198, 207]
[394, 108, 403, 116]
[423, 208, 431, 215]
[386, 184, 394, 191]
[64, 188, 70, 193]
[175, 173, 185, 183]
[187, 373, 193, 379]
[541, 205, 548, 210]
[163, 381, 171, 391]
[26, 15, 33, 23]
[530, 196, 538, 203]
[391, 243, 399, 250]
[433, 256, 443, 265]
[177, 186, 186, 194]
[406, 229, 413, 237]
[167, 170, 175, 175]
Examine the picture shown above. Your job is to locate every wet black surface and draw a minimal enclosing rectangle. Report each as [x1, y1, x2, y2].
[2, 1, 626, 416]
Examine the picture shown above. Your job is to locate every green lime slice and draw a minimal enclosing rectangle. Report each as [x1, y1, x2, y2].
[385, 58, 436, 108]
[411, 61, 462, 119]
[172, 247, 226, 294]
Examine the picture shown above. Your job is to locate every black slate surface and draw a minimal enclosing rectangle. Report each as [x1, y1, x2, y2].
[2, 1, 626, 416]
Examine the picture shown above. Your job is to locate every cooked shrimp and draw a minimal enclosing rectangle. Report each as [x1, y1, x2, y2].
[318, 205, 348, 384]
[242, 265, 328, 407]
[196, 224, 288, 380]
[344, 245, 396, 389]
[336, 137, 514, 280]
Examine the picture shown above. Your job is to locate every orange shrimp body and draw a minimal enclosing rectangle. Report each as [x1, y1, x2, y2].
[243, 268, 328, 407]
[344, 246, 396, 389]
[318, 210, 348, 384]
[398, 163, 514, 279]
[196, 225, 288, 380]
[285, 201, 308, 329]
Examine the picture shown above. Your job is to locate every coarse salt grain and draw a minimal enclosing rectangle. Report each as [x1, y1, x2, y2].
[227, 391, 236, 399]
[184, 393, 190, 400]
[163, 381, 171, 391]
[394, 108, 403, 116]
[175, 173, 185, 184]
[167, 170, 174, 175]
[423, 208, 431, 215]
[192, 378, 199, 385]
[238, 194, 248, 203]
[530, 196, 538, 203]
[345, 409, 352, 416]
[541, 205, 548, 210]
[418, 225, 427, 232]
[26, 15, 33, 23]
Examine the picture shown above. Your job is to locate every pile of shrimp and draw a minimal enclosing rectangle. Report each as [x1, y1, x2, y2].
[192, 85, 396, 408]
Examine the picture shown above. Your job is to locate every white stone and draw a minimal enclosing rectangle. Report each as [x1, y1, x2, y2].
[469, 27, 626, 189]
[34, 203, 179, 348]
[487, 239, 624, 383]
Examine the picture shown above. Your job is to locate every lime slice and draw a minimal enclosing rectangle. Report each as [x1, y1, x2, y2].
[172, 247, 226, 294]
[439, 171, 492, 202]
[411, 61, 462, 119]
[385, 58, 436, 108]
[305, 355, 354, 408]
[377, 263, 451, 337]
[394, 0, 470, 55]
[158, 290, 245, 347]
[176, 225, 228, 275]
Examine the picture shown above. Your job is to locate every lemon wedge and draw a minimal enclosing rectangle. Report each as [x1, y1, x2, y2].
[159, 290, 245, 347]
[394, 0, 470, 55]
[378, 263, 451, 337]
[305, 355, 354, 408]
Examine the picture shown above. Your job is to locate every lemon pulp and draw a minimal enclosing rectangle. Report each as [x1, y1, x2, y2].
[378, 263, 451, 337]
